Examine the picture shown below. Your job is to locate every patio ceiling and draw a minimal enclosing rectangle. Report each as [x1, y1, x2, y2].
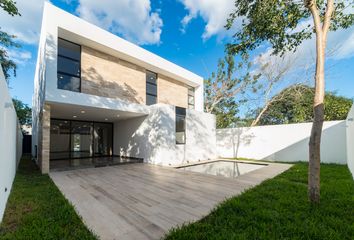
[50, 102, 147, 122]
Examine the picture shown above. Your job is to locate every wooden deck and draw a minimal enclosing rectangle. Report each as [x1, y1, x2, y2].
[50, 161, 291, 240]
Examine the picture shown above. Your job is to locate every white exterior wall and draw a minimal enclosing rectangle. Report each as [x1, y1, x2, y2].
[32, 4, 47, 158]
[114, 104, 216, 166]
[38, 2, 204, 112]
[0, 66, 23, 222]
[216, 121, 347, 164]
[346, 105, 354, 178]
[184, 109, 216, 163]
[32, 3, 213, 169]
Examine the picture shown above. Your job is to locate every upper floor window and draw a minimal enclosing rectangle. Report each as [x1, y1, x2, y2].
[176, 107, 186, 144]
[57, 38, 81, 92]
[146, 71, 157, 105]
[188, 87, 194, 109]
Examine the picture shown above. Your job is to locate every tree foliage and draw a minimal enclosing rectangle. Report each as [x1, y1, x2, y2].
[12, 98, 31, 126]
[226, 0, 354, 203]
[0, 0, 20, 16]
[0, 31, 19, 80]
[204, 54, 259, 128]
[226, 0, 354, 56]
[213, 98, 240, 128]
[256, 84, 353, 125]
[0, 0, 20, 81]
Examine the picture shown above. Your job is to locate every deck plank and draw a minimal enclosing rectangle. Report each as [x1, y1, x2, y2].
[50, 161, 291, 240]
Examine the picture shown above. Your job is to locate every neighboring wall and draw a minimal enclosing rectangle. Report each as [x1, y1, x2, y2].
[347, 104, 354, 178]
[81, 46, 146, 104]
[0, 66, 23, 222]
[216, 121, 347, 164]
[113, 104, 216, 166]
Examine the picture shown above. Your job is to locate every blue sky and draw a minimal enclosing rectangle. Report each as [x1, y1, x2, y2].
[2, 0, 354, 107]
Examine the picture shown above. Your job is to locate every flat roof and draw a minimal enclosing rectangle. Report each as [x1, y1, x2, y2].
[44, 2, 203, 87]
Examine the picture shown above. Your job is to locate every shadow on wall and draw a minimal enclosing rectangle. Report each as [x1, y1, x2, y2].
[216, 127, 255, 159]
[115, 106, 217, 166]
[44, 34, 149, 115]
[263, 121, 347, 164]
[216, 121, 347, 164]
[114, 105, 175, 165]
[185, 110, 217, 163]
[82, 67, 144, 104]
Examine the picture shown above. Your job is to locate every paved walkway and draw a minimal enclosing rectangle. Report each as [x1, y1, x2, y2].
[50, 161, 291, 240]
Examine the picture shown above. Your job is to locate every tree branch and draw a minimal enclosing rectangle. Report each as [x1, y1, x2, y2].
[322, 0, 334, 40]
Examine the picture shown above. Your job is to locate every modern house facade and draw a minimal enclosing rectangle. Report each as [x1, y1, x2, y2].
[32, 2, 216, 173]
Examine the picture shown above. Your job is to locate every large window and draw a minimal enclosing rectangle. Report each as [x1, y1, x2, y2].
[50, 119, 113, 160]
[176, 107, 186, 144]
[188, 87, 195, 109]
[57, 38, 81, 92]
[146, 71, 157, 105]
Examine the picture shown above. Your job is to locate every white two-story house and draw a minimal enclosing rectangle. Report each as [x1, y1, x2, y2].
[32, 2, 216, 173]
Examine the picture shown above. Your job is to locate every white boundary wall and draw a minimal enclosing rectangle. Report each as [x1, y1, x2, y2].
[217, 121, 347, 164]
[346, 105, 354, 178]
[0, 66, 23, 222]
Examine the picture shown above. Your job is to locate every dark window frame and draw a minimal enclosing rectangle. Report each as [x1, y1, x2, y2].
[175, 107, 186, 145]
[50, 118, 114, 160]
[57, 38, 82, 92]
[146, 70, 157, 105]
[188, 87, 195, 109]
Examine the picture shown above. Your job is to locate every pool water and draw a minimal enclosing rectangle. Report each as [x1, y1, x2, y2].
[177, 161, 267, 178]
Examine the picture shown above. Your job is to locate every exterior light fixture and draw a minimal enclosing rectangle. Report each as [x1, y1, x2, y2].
[81, 110, 85, 113]
[73, 115, 77, 118]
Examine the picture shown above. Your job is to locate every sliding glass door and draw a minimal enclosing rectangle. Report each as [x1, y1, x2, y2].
[50, 120, 71, 160]
[71, 121, 93, 158]
[93, 123, 113, 157]
[50, 119, 113, 160]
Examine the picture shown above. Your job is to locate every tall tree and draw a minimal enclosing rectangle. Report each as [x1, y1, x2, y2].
[250, 54, 304, 126]
[0, 0, 20, 81]
[227, 0, 354, 203]
[255, 84, 353, 125]
[204, 54, 259, 127]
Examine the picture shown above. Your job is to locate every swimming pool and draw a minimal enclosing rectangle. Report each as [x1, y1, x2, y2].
[177, 160, 267, 178]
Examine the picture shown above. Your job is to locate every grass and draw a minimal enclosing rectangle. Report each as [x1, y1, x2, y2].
[1, 157, 353, 240]
[0, 155, 97, 240]
[165, 163, 354, 240]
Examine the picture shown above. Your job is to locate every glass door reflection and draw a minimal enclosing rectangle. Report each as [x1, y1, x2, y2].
[70, 121, 93, 158]
[93, 123, 113, 157]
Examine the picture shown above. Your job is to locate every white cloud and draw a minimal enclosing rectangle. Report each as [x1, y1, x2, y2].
[0, 0, 45, 44]
[330, 26, 354, 60]
[0, 0, 163, 46]
[6, 49, 32, 65]
[258, 24, 354, 71]
[179, 0, 236, 40]
[75, 0, 163, 45]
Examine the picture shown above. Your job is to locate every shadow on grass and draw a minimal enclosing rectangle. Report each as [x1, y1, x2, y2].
[0, 155, 97, 239]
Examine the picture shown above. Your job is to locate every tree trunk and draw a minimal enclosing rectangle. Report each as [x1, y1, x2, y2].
[307, 0, 334, 203]
[308, 20, 326, 204]
[251, 101, 271, 126]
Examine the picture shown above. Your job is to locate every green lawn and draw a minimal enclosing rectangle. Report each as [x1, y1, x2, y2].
[165, 163, 354, 240]
[0, 155, 97, 240]
[1, 157, 353, 240]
